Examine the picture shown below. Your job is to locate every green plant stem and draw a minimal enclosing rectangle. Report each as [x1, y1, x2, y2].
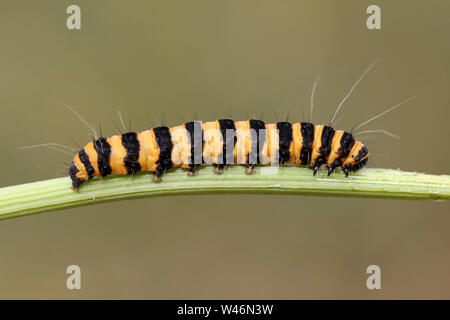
[0, 167, 449, 220]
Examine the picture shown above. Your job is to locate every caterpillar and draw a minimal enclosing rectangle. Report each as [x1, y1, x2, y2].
[69, 119, 369, 190]
[66, 62, 413, 190]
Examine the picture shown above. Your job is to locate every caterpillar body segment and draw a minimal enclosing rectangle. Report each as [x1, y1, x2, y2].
[69, 120, 370, 190]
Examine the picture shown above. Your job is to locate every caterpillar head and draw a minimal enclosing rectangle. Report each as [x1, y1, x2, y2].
[341, 143, 369, 176]
[69, 159, 88, 191]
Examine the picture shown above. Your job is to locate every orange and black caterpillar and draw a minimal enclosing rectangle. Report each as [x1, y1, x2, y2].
[69, 119, 369, 190]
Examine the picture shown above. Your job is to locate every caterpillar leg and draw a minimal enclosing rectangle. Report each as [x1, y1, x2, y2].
[327, 159, 342, 176]
[213, 164, 225, 174]
[313, 165, 320, 176]
[187, 165, 198, 176]
[245, 164, 255, 175]
[152, 170, 162, 182]
[327, 166, 335, 176]
[343, 165, 350, 177]
[313, 157, 326, 176]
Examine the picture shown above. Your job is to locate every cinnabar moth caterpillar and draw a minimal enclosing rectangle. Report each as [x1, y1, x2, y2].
[69, 120, 369, 190]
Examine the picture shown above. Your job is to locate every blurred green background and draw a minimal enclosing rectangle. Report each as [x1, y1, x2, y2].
[0, 0, 449, 299]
